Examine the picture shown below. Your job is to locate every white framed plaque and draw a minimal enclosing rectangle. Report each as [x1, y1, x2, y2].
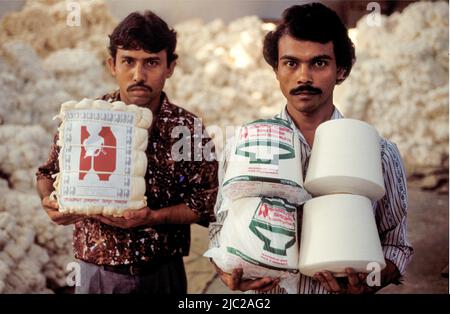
[51, 99, 152, 217]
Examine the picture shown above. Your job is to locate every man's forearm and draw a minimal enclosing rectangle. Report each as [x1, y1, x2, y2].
[154, 203, 200, 225]
[36, 178, 55, 200]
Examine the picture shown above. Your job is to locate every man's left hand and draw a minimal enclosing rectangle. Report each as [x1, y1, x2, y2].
[93, 207, 160, 229]
[314, 268, 373, 294]
[314, 260, 400, 294]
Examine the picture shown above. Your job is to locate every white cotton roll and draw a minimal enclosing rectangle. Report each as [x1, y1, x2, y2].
[57, 100, 78, 120]
[298, 194, 386, 277]
[92, 99, 112, 109]
[125, 104, 143, 123]
[131, 150, 147, 177]
[138, 108, 153, 129]
[75, 98, 92, 109]
[124, 199, 147, 211]
[60, 100, 77, 111]
[130, 176, 146, 201]
[111, 101, 127, 111]
[304, 119, 385, 201]
[132, 127, 149, 151]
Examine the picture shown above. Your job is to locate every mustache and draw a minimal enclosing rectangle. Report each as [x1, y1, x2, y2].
[290, 85, 322, 95]
[127, 82, 152, 93]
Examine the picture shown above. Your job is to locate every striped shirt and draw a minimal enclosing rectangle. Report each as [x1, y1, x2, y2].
[208, 106, 413, 294]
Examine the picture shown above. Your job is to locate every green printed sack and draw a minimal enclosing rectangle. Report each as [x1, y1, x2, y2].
[204, 196, 300, 293]
[222, 118, 310, 205]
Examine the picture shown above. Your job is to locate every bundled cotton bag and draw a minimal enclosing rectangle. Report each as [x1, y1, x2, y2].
[50, 98, 152, 217]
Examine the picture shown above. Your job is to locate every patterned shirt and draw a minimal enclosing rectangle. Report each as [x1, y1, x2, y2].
[37, 90, 219, 265]
[209, 106, 413, 294]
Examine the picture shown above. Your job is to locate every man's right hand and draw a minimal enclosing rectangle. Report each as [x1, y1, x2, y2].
[42, 196, 83, 226]
[212, 261, 280, 292]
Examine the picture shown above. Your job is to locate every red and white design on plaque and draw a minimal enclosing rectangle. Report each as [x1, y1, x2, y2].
[59, 109, 136, 209]
[79, 125, 117, 181]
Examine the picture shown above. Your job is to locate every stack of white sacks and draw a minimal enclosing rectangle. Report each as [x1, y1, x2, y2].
[300, 119, 387, 277]
[205, 118, 311, 293]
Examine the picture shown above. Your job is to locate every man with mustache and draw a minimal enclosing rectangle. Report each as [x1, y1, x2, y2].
[36, 11, 218, 293]
[209, 3, 413, 294]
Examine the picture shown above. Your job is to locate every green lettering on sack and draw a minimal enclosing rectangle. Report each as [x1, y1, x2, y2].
[235, 118, 296, 165]
[248, 197, 297, 256]
[222, 175, 302, 188]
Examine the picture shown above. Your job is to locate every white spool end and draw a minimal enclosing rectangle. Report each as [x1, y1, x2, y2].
[304, 119, 385, 201]
[298, 194, 386, 277]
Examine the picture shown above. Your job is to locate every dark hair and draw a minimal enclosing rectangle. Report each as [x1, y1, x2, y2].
[263, 3, 355, 81]
[108, 11, 178, 66]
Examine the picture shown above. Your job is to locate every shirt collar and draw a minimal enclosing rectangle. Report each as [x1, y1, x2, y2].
[277, 105, 344, 146]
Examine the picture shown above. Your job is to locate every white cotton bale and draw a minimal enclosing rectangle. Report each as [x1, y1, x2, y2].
[75, 98, 92, 109]
[133, 128, 149, 151]
[298, 194, 386, 277]
[125, 104, 143, 123]
[334, 2, 448, 175]
[222, 118, 311, 205]
[111, 101, 127, 111]
[138, 108, 153, 129]
[60, 100, 78, 111]
[52, 98, 152, 217]
[204, 196, 300, 293]
[92, 99, 112, 110]
[304, 119, 385, 201]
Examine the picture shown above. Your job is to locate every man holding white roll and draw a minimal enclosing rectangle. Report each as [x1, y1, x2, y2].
[210, 3, 413, 294]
